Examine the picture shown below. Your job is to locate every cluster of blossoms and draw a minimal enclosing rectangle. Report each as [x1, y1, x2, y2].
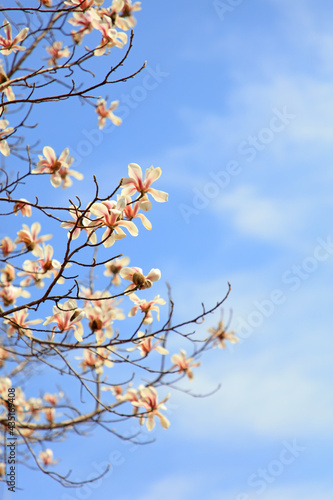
[0, 377, 63, 469]
[0, 1, 141, 156]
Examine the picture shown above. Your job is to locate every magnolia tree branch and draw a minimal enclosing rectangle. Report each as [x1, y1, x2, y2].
[0, 0, 238, 490]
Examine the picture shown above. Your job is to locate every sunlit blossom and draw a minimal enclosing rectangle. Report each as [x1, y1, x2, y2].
[0, 236, 16, 257]
[207, 320, 238, 349]
[131, 386, 170, 431]
[45, 41, 70, 66]
[103, 256, 130, 286]
[3, 309, 42, 338]
[127, 331, 168, 357]
[119, 266, 161, 293]
[121, 163, 168, 211]
[15, 222, 52, 256]
[13, 199, 32, 217]
[0, 21, 28, 55]
[128, 293, 165, 324]
[90, 198, 138, 247]
[43, 299, 85, 342]
[96, 98, 122, 129]
[171, 349, 201, 380]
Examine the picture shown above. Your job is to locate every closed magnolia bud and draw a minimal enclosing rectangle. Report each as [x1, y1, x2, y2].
[132, 272, 146, 289]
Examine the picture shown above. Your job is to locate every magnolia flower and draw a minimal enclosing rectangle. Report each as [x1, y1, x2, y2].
[43, 299, 85, 342]
[17, 259, 45, 288]
[91, 13, 127, 56]
[121, 163, 168, 211]
[44, 392, 62, 405]
[121, 196, 152, 230]
[4, 309, 43, 338]
[0, 61, 15, 101]
[0, 263, 15, 284]
[77, 347, 114, 374]
[39, 449, 57, 467]
[90, 198, 138, 248]
[15, 222, 52, 256]
[132, 386, 170, 431]
[46, 41, 70, 66]
[127, 331, 168, 357]
[0, 284, 30, 307]
[34, 244, 64, 283]
[65, 0, 104, 10]
[119, 266, 161, 293]
[0, 21, 28, 55]
[117, 0, 141, 30]
[13, 199, 32, 217]
[0, 119, 14, 157]
[68, 10, 94, 44]
[104, 256, 130, 286]
[60, 205, 96, 242]
[32, 146, 82, 188]
[84, 304, 115, 340]
[171, 350, 201, 380]
[207, 320, 238, 349]
[128, 294, 165, 324]
[96, 99, 122, 129]
[0, 236, 16, 256]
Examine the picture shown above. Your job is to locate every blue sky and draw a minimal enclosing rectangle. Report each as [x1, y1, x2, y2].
[1, 1, 333, 499]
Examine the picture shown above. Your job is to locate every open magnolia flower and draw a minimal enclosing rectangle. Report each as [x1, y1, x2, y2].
[121, 195, 152, 229]
[207, 320, 238, 349]
[46, 41, 70, 66]
[0, 236, 16, 256]
[127, 331, 169, 357]
[90, 198, 138, 247]
[39, 449, 57, 467]
[15, 222, 52, 256]
[121, 163, 168, 211]
[171, 349, 201, 380]
[32, 146, 82, 188]
[43, 299, 85, 342]
[13, 199, 32, 217]
[0, 21, 28, 55]
[91, 12, 127, 56]
[128, 293, 165, 324]
[96, 99, 122, 129]
[104, 256, 130, 286]
[119, 266, 161, 293]
[60, 205, 97, 243]
[131, 386, 170, 431]
[4, 309, 43, 338]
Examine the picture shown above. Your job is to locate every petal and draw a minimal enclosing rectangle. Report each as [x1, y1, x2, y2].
[146, 268, 161, 282]
[43, 146, 56, 164]
[136, 213, 152, 230]
[147, 187, 168, 203]
[118, 220, 138, 237]
[144, 166, 161, 184]
[128, 163, 143, 184]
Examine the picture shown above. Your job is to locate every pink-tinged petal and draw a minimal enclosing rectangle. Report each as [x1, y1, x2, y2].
[90, 203, 109, 218]
[121, 184, 137, 197]
[58, 148, 69, 163]
[144, 166, 161, 184]
[146, 269, 161, 282]
[147, 187, 168, 203]
[103, 231, 116, 248]
[119, 220, 138, 236]
[43, 146, 56, 163]
[4, 22, 12, 40]
[120, 267, 138, 280]
[128, 163, 143, 185]
[136, 213, 152, 230]
[88, 232, 97, 245]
